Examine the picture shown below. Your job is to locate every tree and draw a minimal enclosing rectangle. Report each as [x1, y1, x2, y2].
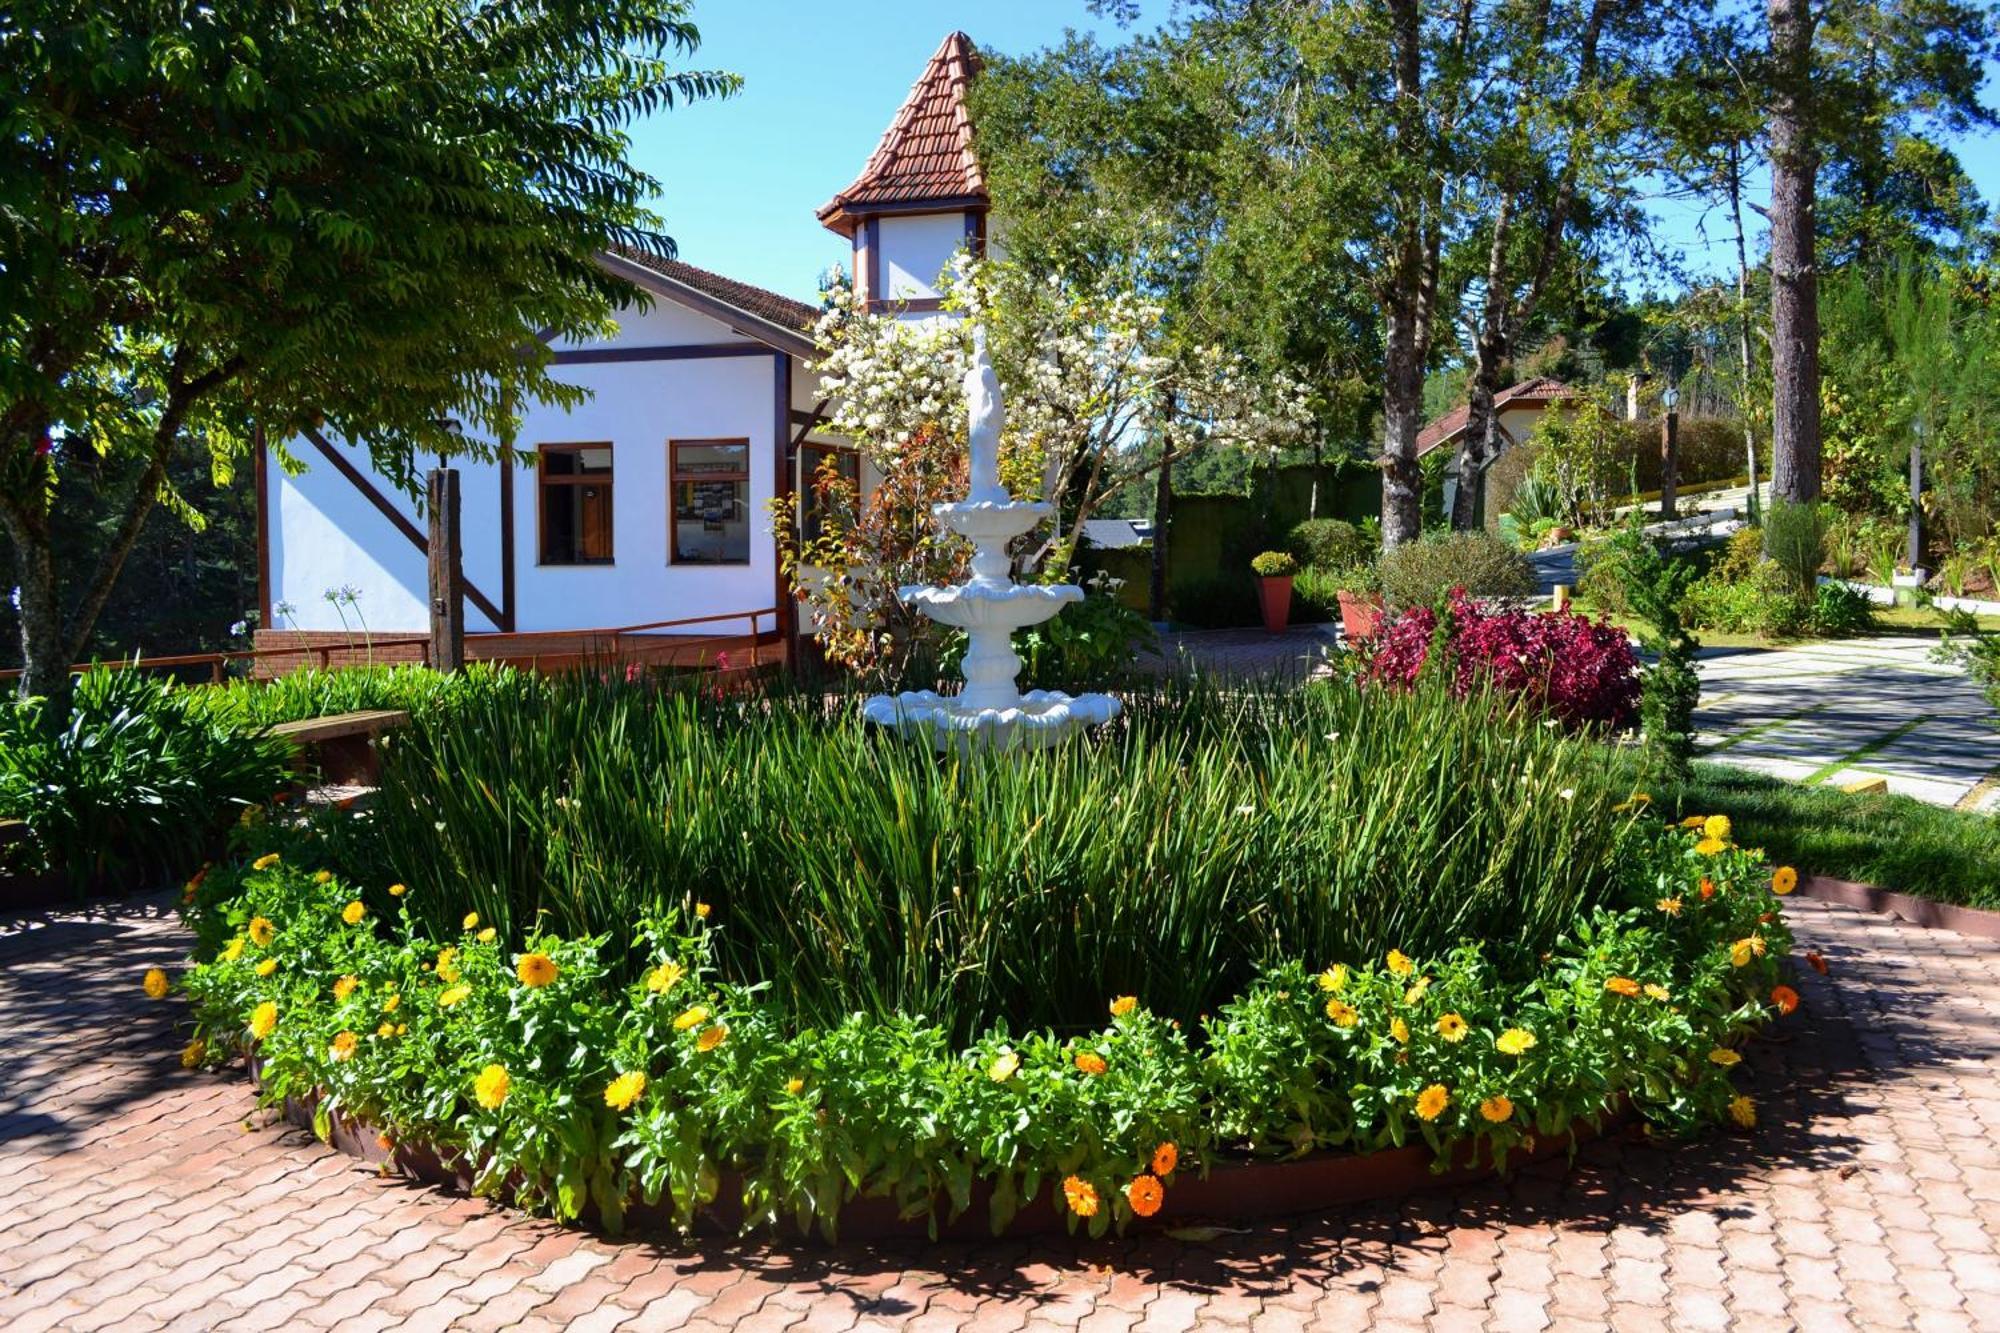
[1766, 0, 1822, 507]
[0, 1, 736, 702]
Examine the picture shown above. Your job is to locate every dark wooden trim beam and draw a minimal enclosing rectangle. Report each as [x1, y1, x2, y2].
[499, 440, 517, 633]
[847, 195, 992, 221]
[300, 427, 507, 630]
[594, 252, 816, 360]
[551, 341, 773, 366]
[864, 217, 881, 309]
[791, 399, 832, 449]
[867, 297, 948, 315]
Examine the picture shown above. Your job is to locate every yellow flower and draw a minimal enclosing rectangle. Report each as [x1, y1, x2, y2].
[248, 917, 275, 947]
[1708, 1047, 1742, 1067]
[252, 853, 281, 871]
[1386, 949, 1414, 977]
[435, 947, 460, 983]
[1317, 964, 1349, 993]
[220, 937, 245, 962]
[1613, 792, 1652, 813]
[1436, 1013, 1469, 1042]
[376, 1022, 396, 1039]
[785, 1077, 806, 1095]
[1074, 1050, 1108, 1076]
[329, 1031, 359, 1063]
[1604, 976, 1641, 997]
[388, 883, 406, 897]
[1109, 995, 1138, 1018]
[314, 870, 334, 885]
[695, 1024, 728, 1052]
[438, 984, 471, 1007]
[248, 1001, 278, 1040]
[1643, 983, 1671, 1002]
[1657, 897, 1682, 916]
[647, 961, 687, 993]
[695, 902, 712, 920]
[1479, 1095, 1513, 1124]
[1728, 1094, 1756, 1128]
[143, 968, 170, 1000]
[180, 1038, 207, 1069]
[989, 1050, 1020, 1083]
[462, 912, 480, 930]
[1402, 976, 1431, 1005]
[1703, 814, 1732, 843]
[341, 901, 366, 925]
[1062, 1175, 1100, 1218]
[1695, 837, 1727, 856]
[672, 1004, 710, 1032]
[1324, 998, 1358, 1028]
[604, 1070, 648, 1111]
[1730, 935, 1766, 968]
[1680, 815, 1707, 830]
[1415, 1084, 1450, 1121]
[477, 927, 497, 943]
[473, 1063, 510, 1110]
[255, 958, 278, 978]
[333, 975, 359, 1003]
[515, 953, 559, 988]
[1389, 1017, 1410, 1045]
[1772, 866, 1798, 896]
[382, 993, 400, 1014]
[1495, 1028, 1537, 1056]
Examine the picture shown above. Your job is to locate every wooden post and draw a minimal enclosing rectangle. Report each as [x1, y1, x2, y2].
[1659, 408, 1680, 521]
[428, 468, 466, 673]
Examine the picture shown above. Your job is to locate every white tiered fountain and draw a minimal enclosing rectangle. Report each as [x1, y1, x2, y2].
[862, 330, 1122, 750]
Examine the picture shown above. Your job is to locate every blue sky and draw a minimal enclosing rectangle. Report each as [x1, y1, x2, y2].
[632, 1, 2000, 304]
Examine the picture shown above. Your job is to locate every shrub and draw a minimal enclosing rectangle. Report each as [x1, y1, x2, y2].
[1762, 499, 1830, 597]
[1715, 525, 1766, 583]
[1376, 531, 1539, 608]
[1293, 566, 1376, 623]
[1604, 521, 1703, 781]
[186, 663, 534, 729]
[1286, 518, 1373, 572]
[1366, 591, 1641, 731]
[1251, 550, 1297, 577]
[1683, 563, 1876, 640]
[0, 670, 292, 887]
[173, 817, 1799, 1238]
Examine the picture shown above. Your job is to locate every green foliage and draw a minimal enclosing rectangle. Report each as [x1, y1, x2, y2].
[1250, 550, 1297, 577]
[947, 580, 1157, 694]
[185, 664, 533, 730]
[0, 669, 290, 886]
[290, 674, 1648, 1042]
[1605, 522, 1702, 782]
[1683, 560, 1877, 640]
[1376, 531, 1539, 609]
[1286, 519, 1373, 572]
[1761, 499, 1831, 597]
[174, 816, 1796, 1235]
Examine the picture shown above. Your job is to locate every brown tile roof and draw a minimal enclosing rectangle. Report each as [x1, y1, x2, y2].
[817, 32, 987, 236]
[604, 246, 819, 333]
[1416, 378, 1579, 455]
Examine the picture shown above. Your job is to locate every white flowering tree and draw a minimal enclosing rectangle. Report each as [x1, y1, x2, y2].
[812, 254, 1313, 577]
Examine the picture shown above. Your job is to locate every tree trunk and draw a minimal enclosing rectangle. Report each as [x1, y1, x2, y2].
[1767, 0, 1821, 507]
[2, 504, 67, 705]
[1379, 0, 1431, 550]
[1728, 140, 1762, 525]
[1149, 449, 1172, 621]
[1381, 309, 1426, 549]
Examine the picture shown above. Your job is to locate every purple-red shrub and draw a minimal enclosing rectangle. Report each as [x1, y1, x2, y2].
[1365, 589, 1641, 731]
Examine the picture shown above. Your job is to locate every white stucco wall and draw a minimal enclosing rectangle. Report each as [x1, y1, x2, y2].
[268, 291, 803, 640]
[881, 212, 970, 301]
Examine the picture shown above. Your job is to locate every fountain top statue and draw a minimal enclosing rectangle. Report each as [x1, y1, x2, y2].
[860, 328, 1121, 750]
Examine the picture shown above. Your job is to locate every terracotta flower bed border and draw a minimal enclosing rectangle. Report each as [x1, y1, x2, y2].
[272, 1081, 1615, 1242]
[1795, 873, 2000, 943]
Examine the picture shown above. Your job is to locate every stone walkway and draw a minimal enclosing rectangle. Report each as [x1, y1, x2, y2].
[1695, 637, 2000, 812]
[8, 896, 2000, 1331]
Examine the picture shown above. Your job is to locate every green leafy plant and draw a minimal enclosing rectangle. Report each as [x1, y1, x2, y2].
[1375, 531, 1538, 608]
[1286, 519, 1373, 572]
[1250, 550, 1298, 578]
[1606, 521, 1703, 782]
[1761, 499, 1831, 599]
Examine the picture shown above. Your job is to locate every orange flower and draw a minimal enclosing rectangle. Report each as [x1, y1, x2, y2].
[1062, 1175, 1100, 1218]
[1771, 984, 1800, 1016]
[1125, 1174, 1164, 1218]
[143, 968, 170, 1000]
[1479, 1095, 1513, 1124]
[1728, 1094, 1756, 1128]
[1771, 866, 1798, 895]
[1074, 1050, 1108, 1076]
[329, 1031, 359, 1063]
[332, 975, 359, 1003]
[1806, 950, 1829, 975]
[1109, 995, 1138, 1018]
[1699, 878, 1716, 901]
[1415, 1084, 1450, 1121]
[1151, 1142, 1178, 1177]
[696, 1024, 729, 1052]
[1604, 977, 1641, 998]
[515, 953, 559, 988]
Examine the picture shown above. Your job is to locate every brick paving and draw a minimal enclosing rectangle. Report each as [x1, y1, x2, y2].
[7, 895, 2000, 1331]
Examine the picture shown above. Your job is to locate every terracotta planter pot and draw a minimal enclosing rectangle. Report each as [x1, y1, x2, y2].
[1336, 589, 1383, 641]
[1255, 575, 1294, 633]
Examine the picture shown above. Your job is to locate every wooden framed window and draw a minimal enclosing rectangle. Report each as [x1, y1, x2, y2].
[798, 443, 861, 544]
[669, 439, 751, 565]
[537, 443, 614, 565]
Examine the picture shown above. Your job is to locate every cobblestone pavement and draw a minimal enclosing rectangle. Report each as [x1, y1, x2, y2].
[7, 895, 2000, 1331]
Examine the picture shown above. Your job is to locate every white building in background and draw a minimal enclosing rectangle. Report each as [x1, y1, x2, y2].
[255, 33, 988, 667]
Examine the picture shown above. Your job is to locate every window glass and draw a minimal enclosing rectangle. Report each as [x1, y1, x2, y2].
[539, 444, 614, 565]
[671, 440, 750, 565]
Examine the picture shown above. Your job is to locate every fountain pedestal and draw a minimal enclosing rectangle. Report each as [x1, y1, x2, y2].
[862, 333, 1121, 750]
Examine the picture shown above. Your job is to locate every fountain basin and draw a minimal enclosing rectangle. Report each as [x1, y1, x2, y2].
[901, 582, 1080, 631]
[861, 689, 1122, 752]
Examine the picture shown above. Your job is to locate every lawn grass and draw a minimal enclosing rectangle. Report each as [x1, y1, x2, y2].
[1578, 599, 2000, 650]
[1650, 761, 2000, 909]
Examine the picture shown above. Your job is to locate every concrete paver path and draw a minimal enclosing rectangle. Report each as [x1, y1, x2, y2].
[7, 895, 2000, 1331]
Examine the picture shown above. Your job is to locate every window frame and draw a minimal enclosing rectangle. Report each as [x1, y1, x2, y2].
[667, 437, 753, 567]
[535, 441, 616, 567]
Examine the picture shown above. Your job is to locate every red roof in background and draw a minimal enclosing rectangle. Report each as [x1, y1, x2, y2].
[817, 32, 988, 236]
[1415, 378, 1578, 455]
[606, 246, 819, 333]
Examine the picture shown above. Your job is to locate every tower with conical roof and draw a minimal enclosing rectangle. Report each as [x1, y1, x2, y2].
[818, 32, 988, 316]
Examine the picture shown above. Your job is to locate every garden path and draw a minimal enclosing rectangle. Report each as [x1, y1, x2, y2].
[6, 894, 2000, 1331]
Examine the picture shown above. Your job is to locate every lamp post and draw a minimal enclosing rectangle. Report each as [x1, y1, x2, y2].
[1659, 384, 1680, 521]
[1908, 418, 1926, 578]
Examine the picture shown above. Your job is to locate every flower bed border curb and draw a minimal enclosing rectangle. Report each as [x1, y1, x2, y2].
[1795, 873, 2000, 943]
[272, 1082, 1616, 1242]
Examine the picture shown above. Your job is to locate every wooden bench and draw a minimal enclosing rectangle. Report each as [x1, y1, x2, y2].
[268, 709, 410, 786]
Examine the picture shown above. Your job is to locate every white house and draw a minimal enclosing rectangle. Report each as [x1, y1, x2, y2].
[254, 32, 989, 671]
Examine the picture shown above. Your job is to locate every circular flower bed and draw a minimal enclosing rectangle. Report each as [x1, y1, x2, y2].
[162, 810, 1803, 1240]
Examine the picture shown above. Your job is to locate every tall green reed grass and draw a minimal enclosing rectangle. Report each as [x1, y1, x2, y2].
[328, 673, 1637, 1038]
